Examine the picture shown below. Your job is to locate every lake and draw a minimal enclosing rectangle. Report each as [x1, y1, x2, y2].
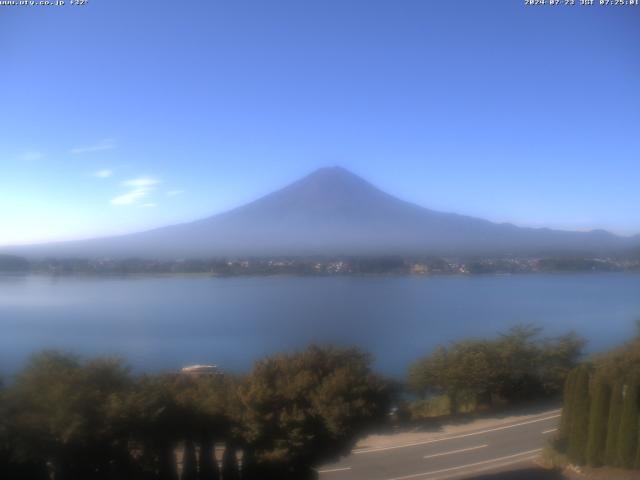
[1, 273, 639, 378]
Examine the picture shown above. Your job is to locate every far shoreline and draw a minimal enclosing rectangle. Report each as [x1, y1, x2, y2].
[3, 269, 640, 281]
[2, 252, 640, 278]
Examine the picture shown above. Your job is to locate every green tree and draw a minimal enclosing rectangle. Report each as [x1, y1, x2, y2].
[238, 345, 390, 479]
[593, 334, 640, 384]
[8, 351, 133, 479]
[539, 332, 585, 396]
[616, 378, 639, 468]
[408, 341, 494, 413]
[240, 447, 262, 480]
[170, 373, 235, 478]
[605, 380, 624, 466]
[409, 325, 584, 414]
[0, 376, 51, 479]
[221, 444, 240, 480]
[492, 325, 545, 402]
[0, 377, 13, 476]
[586, 377, 610, 466]
[408, 345, 448, 397]
[181, 439, 198, 480]
[115, 372, 236, 480]
[567, 365, 590, 465]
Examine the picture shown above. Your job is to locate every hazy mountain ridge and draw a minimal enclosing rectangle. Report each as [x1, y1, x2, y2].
[4, 167, 638, 259]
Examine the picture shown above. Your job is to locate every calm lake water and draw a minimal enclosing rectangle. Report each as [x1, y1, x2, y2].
[1, 273, 639, 377]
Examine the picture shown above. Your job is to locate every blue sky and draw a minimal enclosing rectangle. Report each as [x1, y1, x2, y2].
[1, 0, 639, 245]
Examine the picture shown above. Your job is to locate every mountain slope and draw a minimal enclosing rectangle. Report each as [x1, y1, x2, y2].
[4, 167, 637, 258]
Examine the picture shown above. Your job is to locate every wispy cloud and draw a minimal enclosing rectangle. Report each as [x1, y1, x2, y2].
[122, 177, 159, 188]
[70, 139, 116, 155]
[111, 189, 148, 205]
[19, 151, 44, 161]
[111, 176, 160, 206]
[166, 189, 184, 197]
[94, 169, 113, 179]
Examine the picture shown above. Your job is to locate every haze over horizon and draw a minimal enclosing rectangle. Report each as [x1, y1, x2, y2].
[2, 1, 639, 246]
[4, 166, 638, 259]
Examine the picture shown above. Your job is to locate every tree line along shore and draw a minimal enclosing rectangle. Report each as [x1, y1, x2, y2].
[1, 253, 640, 276]
[0, 325, 596, 480]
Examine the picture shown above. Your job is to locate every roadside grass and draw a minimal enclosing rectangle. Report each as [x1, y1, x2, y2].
[541, 442, 569, 470]
[541, 442, 640, 479]
[405, 392, 512, 421]
[383, 395, 561, 438]
[408, 394, 476, 419]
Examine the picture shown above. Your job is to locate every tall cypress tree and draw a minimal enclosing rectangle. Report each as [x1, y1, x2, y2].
[558, 369, 577, 449]
[635, 430, 640, 470]
[605, 380, 624, 467]
[616, 378, 639, 469]
[567, 365, 590, 465]
[586, 377, 610, 466]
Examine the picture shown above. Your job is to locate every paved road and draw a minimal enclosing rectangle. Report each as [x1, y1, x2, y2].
[318, 410, 561, 480]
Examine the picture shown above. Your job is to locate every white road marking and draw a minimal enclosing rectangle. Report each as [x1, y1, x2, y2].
[426, 454, 540, 480]
[317, 466, 352, 474]
[423, 444, 488, 459]
[354, 413, 561, 454]
[542, 428, 557, 434]
[384, 449, 542, 480]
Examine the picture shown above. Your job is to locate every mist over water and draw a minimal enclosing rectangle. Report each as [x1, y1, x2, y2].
[1, 273, 639, 378]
